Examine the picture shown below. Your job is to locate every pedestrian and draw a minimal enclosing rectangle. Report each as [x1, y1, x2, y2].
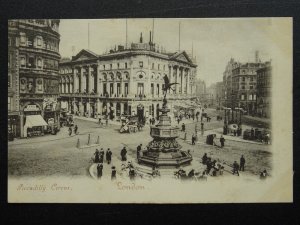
[181, 123, 185, 132]
[68, 127, 72, 136]
[251, 128, 255, 140]
[232, 161, 240, 176]
[240, 155, 245, 171]
[106, 148, 112, 164]
[98, 117, 102, 125]
[188, 169, 195, 179]
[201, 122, 204, 136]
[129, 168, 135, 180]
[111, 166, 116, 180]
[177, 117, 180, 125]
[94, 149, 100, 163]
[192, 133, 196, 145]
[220, 135, 225, 148]
[137, 144, 142, 159]
[120, 146, 127, 161]
[74, 124, 78, 135]
[99, 148, 104, 163]
[233, 130, 237, 136]
[202, 153, 208, 164]
[97, 163, 103, 179]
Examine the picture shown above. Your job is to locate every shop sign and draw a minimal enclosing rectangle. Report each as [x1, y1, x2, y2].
[24, 104, 40, 112]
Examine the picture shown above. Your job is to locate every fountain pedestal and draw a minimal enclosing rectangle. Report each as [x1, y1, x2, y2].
[138, 104, 193, 168]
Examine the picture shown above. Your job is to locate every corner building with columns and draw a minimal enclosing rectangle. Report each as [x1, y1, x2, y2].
[59, 39, 197, 120]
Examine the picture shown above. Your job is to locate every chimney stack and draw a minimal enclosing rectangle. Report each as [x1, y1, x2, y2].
[149, 31, 152, 44]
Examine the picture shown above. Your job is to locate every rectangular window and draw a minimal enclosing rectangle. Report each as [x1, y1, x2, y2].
[242, 85, 245, 90]
[20, 34, 26, 45]
[124, 83, 128, 96]
[137, 83, 144, 95]
[117, 63, 119, 69]
[253, 94, 256, 100]
[250, 85, 253, 89]
[163, 65, 165, 71]
[152, 63, 154, 69]
[110, 64, 112, 70]
[103, 83, 107, 95]
[241, 94, 244, 100]
[117, 83, 120, 96]
[37, 38, 42, 46]
[139, 61, 143, 68]
[249, 94, 253, 100]
[103, 65, 105, 70]
[125, 63, 127, 69]
[157, 84, 159, 95]
[8, 73, 11, 87]
[110, 83, 114, 96]
[8, 97, 11, 111]
[20, 56, 26, 67]
[242, 77, 245, 81]
[151, 83, 154, 96]
[250, 77, 253, 81]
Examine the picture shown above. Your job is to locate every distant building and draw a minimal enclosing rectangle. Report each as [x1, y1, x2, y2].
[8, 19, 61, 138]
[256, 61, 272, 118]
[222, 58, 240, 108]
[215, 81, 224, 107]
[59, 33, 197, 120]
[195, 79, 206, 101]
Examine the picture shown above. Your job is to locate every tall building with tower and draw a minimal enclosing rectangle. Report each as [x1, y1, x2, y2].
[59, 32, 197, 121]
[8, 19, 61, 138]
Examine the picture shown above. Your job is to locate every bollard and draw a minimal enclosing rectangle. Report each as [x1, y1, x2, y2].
[87, 134, 90, 145]
[96, 136, 99, 144]
[76, 138, 80, 148]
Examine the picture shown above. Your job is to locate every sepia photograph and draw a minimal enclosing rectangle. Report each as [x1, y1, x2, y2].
[7, 18, 293, 203]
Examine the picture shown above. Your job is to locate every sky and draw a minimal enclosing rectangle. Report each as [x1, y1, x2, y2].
[59, 18, 276, 86]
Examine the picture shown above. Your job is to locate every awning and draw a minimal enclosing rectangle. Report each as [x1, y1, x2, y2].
[24, 115, 48, 128]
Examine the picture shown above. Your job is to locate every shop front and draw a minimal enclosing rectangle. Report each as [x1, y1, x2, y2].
[22, 104, 46, 137]
[8, 113, 20, 140]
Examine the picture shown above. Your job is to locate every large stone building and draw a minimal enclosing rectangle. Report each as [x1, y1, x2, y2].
[256, 61, 272, 118]
[59, 34, 197, 121]
[195, 79, 206, 101]
[222, 53, 269, 115]
[8, 19, 61, 138]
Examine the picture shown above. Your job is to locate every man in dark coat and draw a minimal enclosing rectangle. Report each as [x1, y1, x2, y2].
[232, 161, 240, 176]
[202, 153, 208, 164]
[97, 163, 103, 179]
[129, 168, 135, 180]
[220, 135, 225, 148]
[74, 125, 78, 135]
[94, 149, 100, 163]
[181, 123, 185, 132]
[251, 128, 255, 139]
[240, 155, 246, 171]
[99, 148, 104, 163]
[137, 144, 142, 158]
[121, 147, 127, 161]
[191, 133, 196, 145]
[106, 148, 112, 164]
[111, 166, 116, 180]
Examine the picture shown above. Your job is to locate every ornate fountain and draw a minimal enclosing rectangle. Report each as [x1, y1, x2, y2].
[138, 76, 193, 168]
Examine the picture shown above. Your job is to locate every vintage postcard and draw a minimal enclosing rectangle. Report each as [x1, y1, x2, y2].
[7, 18, 293, 203]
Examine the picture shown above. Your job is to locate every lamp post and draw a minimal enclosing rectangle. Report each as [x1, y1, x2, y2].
[235, 107, 243, 136]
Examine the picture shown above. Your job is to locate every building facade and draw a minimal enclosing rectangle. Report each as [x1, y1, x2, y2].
[195, 79, 206, 102]
[8, 19, 61, 138]
[231, 62, 266, 115]
[59, 37, 197, 121]
[256, 62, 272, 118]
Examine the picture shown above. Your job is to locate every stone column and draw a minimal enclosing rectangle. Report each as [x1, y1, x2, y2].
[20, 114, 24, 138]
[86, 101, 91, 117]
[180, 67, 183, 94]
[113, 102, 117, 119]
[129, 63, 134, 97]
[120, 102, 124, 115]
[174, 66, 178, 94]
[113, 80, 117, 97]
[169, 65, 173, 94]
[88, 66, 94, 94]
[186, 69, 190, 96]
[79, 101, 84, 116]
[120, 79, 123, 97]
[96, 99, 101, 116]
[80, 67, 85, 93]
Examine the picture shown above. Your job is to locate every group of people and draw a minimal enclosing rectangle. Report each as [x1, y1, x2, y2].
[94, 148, 112, 164]
[68, 124, 78, 136]
[96, 163, 116, 180]
[232, 155, 246, 176]
[202, 153, 225, 177]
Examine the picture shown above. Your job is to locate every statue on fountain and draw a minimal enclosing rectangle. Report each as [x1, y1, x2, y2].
[162, 74, 179, 107]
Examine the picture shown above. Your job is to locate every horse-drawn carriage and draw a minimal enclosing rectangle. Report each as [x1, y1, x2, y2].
[119, 115, 145, 133]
